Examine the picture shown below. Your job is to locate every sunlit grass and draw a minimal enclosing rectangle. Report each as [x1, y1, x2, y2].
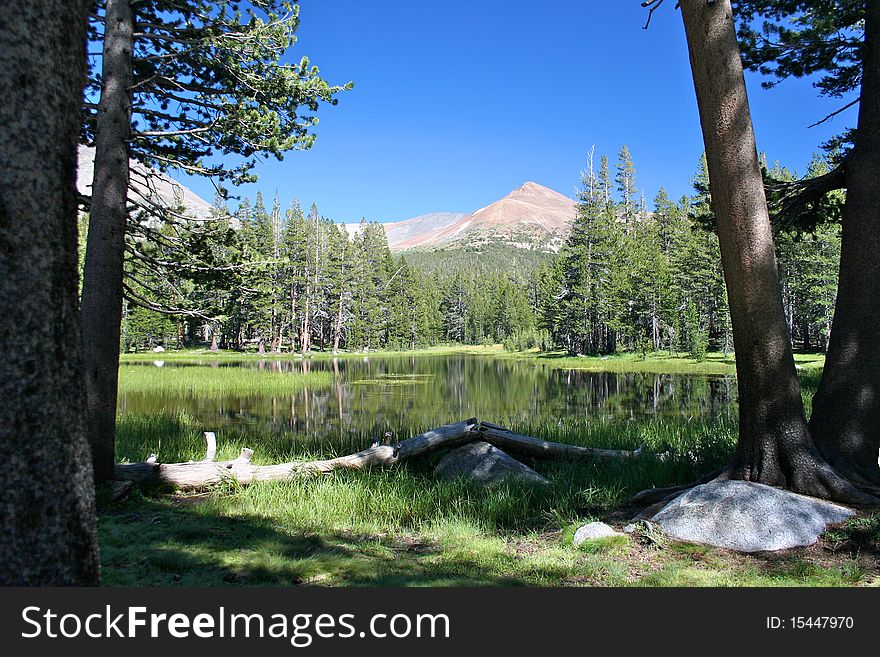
[500, 349, 825, 376]
[98, 409, 807, 587]
[120, 344, 504, 363]
[117, 364, 333, 397]
[99, 352, 871, 588]
[120, 345, 828, 379]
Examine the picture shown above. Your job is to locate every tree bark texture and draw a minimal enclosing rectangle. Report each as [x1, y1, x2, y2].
[809, 0, 880, 491]
[80, 0, 134, 484]
[679, 0, 875, 504]
[0, 0, 100, 584]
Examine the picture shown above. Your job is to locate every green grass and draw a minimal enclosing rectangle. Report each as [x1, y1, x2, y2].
[117, 364, 333, 397]
[575, 535, 631, 554]
[100, 405, 879, 587]
[501, 348, 826, 376]
[121, 344, 827, 378]
[121, 344, 501, 363]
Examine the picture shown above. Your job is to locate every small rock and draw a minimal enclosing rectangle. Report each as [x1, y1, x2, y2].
[435, 441, 549, 485]
[651, 479, 854, 552]
[573, 521, 624, 546]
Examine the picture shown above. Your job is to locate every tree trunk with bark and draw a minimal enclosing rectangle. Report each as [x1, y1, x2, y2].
[289, 284, 298, 352]
[301, 288, 311, 353]
[679, 0, 874, 504]
[0, 0, 100, 584]
[809, 1, 880, 492]
[80, 0, 134, 484]
[332, 276, 345, 353]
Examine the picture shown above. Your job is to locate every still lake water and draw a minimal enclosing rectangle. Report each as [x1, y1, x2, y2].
[119, 355, 737, 440]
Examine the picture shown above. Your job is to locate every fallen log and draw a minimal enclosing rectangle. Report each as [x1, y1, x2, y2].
[114, 418, 645, 491]
[115, 419, 477, 490]
[472, 422, 643, 460]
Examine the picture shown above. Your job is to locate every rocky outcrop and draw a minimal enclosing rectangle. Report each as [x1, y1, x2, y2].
[651, 479, 855, 552]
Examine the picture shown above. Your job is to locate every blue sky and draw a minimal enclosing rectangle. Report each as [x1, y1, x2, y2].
[175, 1, 858, 224]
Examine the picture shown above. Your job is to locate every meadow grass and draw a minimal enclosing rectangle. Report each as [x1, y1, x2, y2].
[120, 344, 502, 363]
[117, 364, 333, 398]
[503, 349, 825, 376]
[120, 344, 827, 377]
[101, 399, 878, 587]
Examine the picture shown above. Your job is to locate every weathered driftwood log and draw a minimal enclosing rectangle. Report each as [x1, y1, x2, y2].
[472, 421, 643, 460]
[115, 419, 477, 490]
[114, 418, 645, 491]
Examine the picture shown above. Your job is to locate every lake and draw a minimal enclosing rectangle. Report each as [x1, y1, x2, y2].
[118, 354, 737, 442]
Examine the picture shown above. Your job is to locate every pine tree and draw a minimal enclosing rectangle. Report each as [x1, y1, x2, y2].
[615, 145, 638, 227]
[282, 198, 307, 351]
[80, 0, 349, 481]
[325, 223, 352, 352]
[441, 274, 470, 344]
[552, 163, 624, 354]
[599, 155, 612, 208]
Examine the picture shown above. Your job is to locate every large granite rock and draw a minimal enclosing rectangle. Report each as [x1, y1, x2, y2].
[573, 521, 624, 546]
[435, 441, 549, 485]
[651, 479, 854, 552]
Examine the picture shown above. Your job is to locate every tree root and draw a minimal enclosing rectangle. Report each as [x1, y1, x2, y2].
[607, 468, 726, 523]
[786, 460, 880, 507]
[613, 453, 880, 524]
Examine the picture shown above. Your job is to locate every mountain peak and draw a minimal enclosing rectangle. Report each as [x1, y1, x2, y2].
[509, 181, 549, 196]
[383, 181, 576, 252]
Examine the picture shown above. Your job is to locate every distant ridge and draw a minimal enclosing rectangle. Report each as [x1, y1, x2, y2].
[76, 144, 213, 219]
[380, 182, 577, 252]
[383, 212, 468, 247]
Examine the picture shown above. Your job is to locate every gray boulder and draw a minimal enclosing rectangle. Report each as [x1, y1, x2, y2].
[651, 479, 854, 552]
[435, 441, 549, 485]
[573, 521, 624, 546]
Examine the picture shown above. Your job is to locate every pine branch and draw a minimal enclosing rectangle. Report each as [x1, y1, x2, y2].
[123, 282, 215, 320]
[765, 159, 847, 231]
[807, 97, 860, 128]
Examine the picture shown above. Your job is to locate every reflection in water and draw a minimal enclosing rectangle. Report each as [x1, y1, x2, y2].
[118, 355, 737, 441]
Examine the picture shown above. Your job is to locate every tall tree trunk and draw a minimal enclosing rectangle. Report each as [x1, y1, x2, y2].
[679, 0, 874, 504]
[80, 0, 134, 484]
[301, 283, 311, 352]
[332, 261, 346, 352]
[271, 308, 279, 352]
[0, 0, 100, 584]
[802, 316, 811, 353]
[809, 1, 880, 491]
[289, 284, 297, 351]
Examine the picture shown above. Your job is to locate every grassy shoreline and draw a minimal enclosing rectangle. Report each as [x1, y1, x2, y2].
[120, 344, 500, 363]
[102, 345, 875, 588]
[118, 364, 333, 397]
[101, 410, 878, 587]
[121, 343, 826, 376]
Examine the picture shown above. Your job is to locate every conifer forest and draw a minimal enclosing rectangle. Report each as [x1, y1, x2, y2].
[3, 0, 879, 601]
[118, 148, 843, 361]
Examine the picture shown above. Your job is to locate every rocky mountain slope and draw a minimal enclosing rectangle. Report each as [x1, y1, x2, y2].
[76, 145, 213, 219]
[383, 182, 576, 252]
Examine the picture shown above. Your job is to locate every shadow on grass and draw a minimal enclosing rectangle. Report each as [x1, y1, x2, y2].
[98, 495, 535, 587]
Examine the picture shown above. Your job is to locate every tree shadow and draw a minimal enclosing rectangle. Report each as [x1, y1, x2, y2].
[97, 496, 541, 587]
